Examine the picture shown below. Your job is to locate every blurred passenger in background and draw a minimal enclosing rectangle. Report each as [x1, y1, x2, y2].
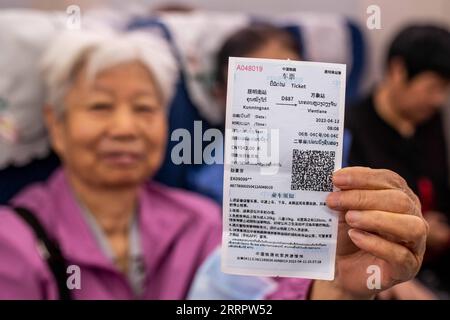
[346, 24, 450, 298]
[214, 23, 302, 113]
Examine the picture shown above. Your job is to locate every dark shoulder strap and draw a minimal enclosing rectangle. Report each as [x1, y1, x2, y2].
[12, 206, 72, 300]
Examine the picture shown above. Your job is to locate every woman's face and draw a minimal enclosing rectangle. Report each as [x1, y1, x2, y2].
[46, 61, 168, 189]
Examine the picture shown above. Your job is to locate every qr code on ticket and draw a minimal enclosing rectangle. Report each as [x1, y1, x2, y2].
[291, 150, 335, 192]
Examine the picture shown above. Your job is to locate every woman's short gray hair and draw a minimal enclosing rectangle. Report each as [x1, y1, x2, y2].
[41, 30, 178, 117]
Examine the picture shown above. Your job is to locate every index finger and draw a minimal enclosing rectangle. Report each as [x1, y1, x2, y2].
[333, 167, 407, 191]
[332, 167, 422, 216]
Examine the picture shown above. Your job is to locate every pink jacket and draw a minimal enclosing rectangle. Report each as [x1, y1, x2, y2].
[0, 169, 312, 299]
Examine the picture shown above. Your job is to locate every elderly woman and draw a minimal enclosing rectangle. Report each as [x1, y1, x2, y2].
[0, 30, 428, 300]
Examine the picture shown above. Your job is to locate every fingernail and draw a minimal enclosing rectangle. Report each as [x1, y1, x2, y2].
[333, 172, 350, 186]
[346, 210, 362, 224]
[326, 192, 341, 208]
[348, 228, 365, 240]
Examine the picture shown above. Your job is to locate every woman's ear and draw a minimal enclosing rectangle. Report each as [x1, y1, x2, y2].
[43, 105, 66, 159]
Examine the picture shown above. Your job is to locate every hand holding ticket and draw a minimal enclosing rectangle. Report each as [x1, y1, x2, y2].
[313, 167, 427, 298]
[221, 58, 427, 297]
